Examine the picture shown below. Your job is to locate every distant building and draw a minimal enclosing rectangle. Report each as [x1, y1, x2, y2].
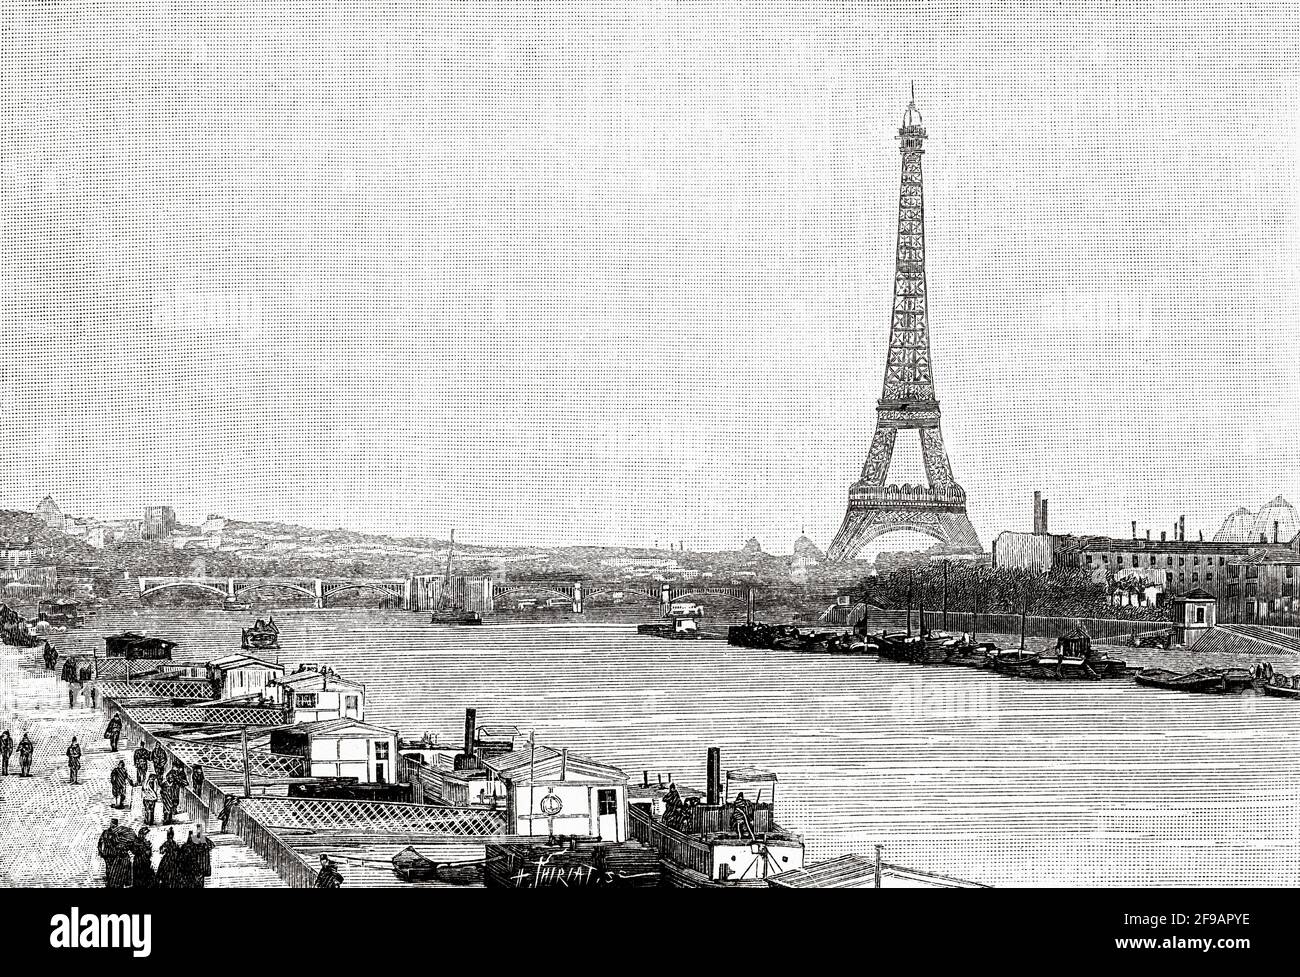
[1214, 496, 1299, 545]
[741, 537, 764, 555]
[1168, 588, 1218, 644]
[86, 526, 115, 549]
[35, 496, 63, 530]
[142, 506, 177, 541]
[1222, 548, 1300, 626]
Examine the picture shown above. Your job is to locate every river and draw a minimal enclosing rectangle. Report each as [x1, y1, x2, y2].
[40, 606, 1300, 887]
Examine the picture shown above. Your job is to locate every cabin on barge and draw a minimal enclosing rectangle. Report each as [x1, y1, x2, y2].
[626, 748, 804, 887]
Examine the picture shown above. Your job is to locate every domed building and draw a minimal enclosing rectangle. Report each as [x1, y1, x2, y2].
[1215, 496, 1299, 545]
[1251, 496, 1299, 544]
[1213, 507, 1255, 543]
[789, 533, 825, 582]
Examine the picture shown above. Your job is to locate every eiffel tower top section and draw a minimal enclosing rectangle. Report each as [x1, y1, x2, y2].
[879, 84, 937, 422]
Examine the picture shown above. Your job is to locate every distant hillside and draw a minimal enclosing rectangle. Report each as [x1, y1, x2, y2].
[0, 510, 99, 565]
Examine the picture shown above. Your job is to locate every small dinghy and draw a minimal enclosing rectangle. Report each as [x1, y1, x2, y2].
[1134, 668, 1226, 694]
[391, 846, 486, 885]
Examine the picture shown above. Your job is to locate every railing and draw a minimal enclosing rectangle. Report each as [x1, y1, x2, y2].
[96, 680, 215, 700]
[123, 704, 288, 725]
[160, 737, 306, 778]
[399, 755, 445, 804]
[627, 805, 712, 878]
[239, 797, 508, 836]
[682, 803, 774, 836]
[228, 797, 319, 888]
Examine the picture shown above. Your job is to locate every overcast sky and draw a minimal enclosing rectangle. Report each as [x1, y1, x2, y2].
[1, 0, 1297, 551]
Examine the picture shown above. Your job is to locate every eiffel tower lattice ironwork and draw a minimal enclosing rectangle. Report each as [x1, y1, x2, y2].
[827, 90, 982, 561]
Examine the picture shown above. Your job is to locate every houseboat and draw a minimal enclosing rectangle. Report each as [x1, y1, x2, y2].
[626, 748, 805, 887]
[37, 598, 85, 629]
[636, 616, 700, 639]
[241, 617, 281, 651]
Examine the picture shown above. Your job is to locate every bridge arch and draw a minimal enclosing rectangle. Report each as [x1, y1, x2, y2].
[234, 582, 317, 601]
[321, 581, 406, 603]
[139, 581, 230, 602]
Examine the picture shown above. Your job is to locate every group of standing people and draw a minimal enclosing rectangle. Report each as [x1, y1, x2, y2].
[98, 817, 214, 889]
[0, 729, 35, 777]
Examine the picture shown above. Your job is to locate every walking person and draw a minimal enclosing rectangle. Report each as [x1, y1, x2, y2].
[150, 742, 167, 781]
[104, 713, 123, 752]
[160, 775, 178, 825]
[0, 730, 11, 776]
[190, 822, 215, 888]
[131, 827, 154, 889]
[132, 743, 150, 786]
[179, 830, 200, 889]
[315, 854, 343, 888]
[109, 759, 130, 808]
[66, 737, 83, 785]
[16, 732, 34, 777]
[68, 678, 80, 708]
[155, 828, 182, 889]
[218, 795, 239, 833]
[141, 774, 159, 826]
[191, 764, 205, 795]
[97, 818, 133, 889]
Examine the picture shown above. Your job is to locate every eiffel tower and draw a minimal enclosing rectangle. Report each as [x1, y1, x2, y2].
[827, 89, 982, 561]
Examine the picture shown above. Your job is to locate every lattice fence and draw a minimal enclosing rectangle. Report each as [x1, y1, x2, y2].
[97, 680, 214, 700]
[161, 738, 306, 778]
[126, 705, 288, 725]
[240, 797, 508, 837]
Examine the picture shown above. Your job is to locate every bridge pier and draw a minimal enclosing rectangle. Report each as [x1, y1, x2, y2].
[313, 579, 324, 608]
[572, 581, 583, 614]
[226, 578, 237, 602]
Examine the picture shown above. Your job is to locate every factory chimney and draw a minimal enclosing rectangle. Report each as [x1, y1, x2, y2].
[1146, 529, 1151, 541]
[1040, 498, 1049, 535]
[1161, 531, 1167, 542]
[1275, 521, 1280, 545]
[463, 708, 476, 758]
[1180, 515, 1186, 542]
[707, 747, 721, 806]
[1132, 520, 1137, 539]
[1033, 491, 1042, 535]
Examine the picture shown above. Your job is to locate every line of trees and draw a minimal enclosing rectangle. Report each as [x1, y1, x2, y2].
[858, 561, 1171, 622]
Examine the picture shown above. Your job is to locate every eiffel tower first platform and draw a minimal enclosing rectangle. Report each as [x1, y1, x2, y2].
[827, 91, 982, 561]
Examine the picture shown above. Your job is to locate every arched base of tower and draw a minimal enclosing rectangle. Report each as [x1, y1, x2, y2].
[826, 507, 983, 562]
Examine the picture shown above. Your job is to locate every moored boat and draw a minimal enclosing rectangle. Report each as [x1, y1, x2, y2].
[391, 846, 486, 884]
[1134, 668, 1226, 694]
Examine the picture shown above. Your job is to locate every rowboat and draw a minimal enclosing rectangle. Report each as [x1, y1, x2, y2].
[1194, 667, 1258, 692]
[1262, 681, 1300, 699]
[391, 846, 486, 884]
[1134, 668, 1226, 694]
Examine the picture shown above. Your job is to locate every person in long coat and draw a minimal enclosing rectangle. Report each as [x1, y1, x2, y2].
[131, 827, 154, 889]
[155, 828, 183, 888]
[109, 759, 130, 808]
[16, 733, 34, 777]
[66, 737, 83, 785]
[0, 730, 11, 776]
[141, 774, 160, 826]
[132, 743, 151, 786]
[150, 742, 168, 780]
[189, 823, 215, 888]
[179, 831, 201, 889]
[191, 764, 205, 795]
[314, 854, 343, 888]
[103, 713, 123, 752]
[97, 818, 133, 889]
[160, 777, 178, 825]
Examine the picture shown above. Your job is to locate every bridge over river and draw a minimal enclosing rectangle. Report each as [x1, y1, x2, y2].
[137, 574, 758, 615]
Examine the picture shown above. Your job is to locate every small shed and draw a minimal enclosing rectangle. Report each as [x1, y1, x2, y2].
[271, 666, 366, 723]
[485, 745, 629, 842]
[208, 653, 285, 700]
[270, 719, 399, 785]
[1169, 587, 1218, 644]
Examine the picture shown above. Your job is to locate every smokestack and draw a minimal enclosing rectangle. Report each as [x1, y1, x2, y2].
[1161, 531, 1167, 542]
[707, 747, 721, 806]
[463, 708, 476, 758]
[1180, 515, 1186, 542]
[1033, 491, 1042, 534]
[560, 748, 567, 781]
[643, 770, 649, 788]
[1275, 521, 1280, 545]
[1146, 529, 1151, 540]
[1040, 498, 1048, 535]
[1132, 520, 1137, 539]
